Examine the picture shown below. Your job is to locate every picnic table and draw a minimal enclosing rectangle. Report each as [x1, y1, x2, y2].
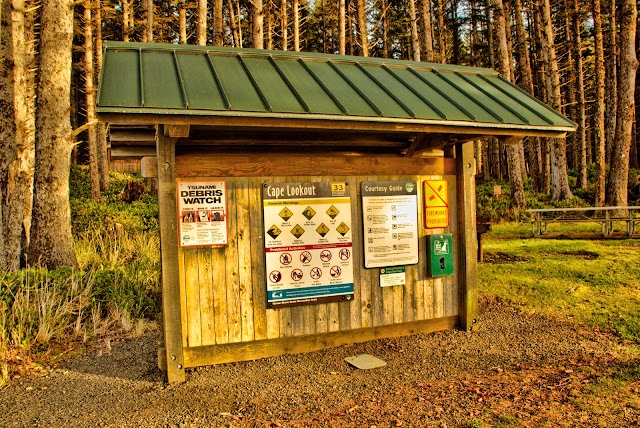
[527, 206, 640, 237]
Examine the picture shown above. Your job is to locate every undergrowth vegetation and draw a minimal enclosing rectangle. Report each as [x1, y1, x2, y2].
[0, 166, 160, 386]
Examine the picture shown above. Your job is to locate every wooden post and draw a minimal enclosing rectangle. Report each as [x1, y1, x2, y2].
[456, 142, 478, 331]
[157, 125, 186, 382]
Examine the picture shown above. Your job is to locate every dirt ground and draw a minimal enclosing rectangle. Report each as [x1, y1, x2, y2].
[1, 298, 639, 428]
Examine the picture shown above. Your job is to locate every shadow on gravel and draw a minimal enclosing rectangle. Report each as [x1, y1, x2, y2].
[61, 330, 166, 384]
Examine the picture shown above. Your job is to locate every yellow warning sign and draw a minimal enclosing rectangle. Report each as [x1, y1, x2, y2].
[336, 222, 350, 236]
[302, 206, 316, 220]
[279, 207, 293, 221]
[267, 225, 282, 239]
[423, 180, 449, 228]
[326, 205, 340, 219]
[291, 224, 305, 239]
[316, 223, 330, 237]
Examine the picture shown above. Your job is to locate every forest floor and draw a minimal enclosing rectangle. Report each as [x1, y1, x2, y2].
[1, 296, 639, 428]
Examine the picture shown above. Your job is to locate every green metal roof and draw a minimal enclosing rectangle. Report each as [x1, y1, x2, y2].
[97, 41, 576, 136]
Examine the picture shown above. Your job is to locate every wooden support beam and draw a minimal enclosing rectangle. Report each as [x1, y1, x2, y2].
[157, 125, 186, 382]
[406, 133, 484, 157]
[405, 134, 430, 157]
[165, 124, 190, 138]
[141, 156, 158, 178]
[498, 135, 523, 145]
[455, 141, 478, 332]
[164, 152, 455, 177]
[183, 316, 458, 367]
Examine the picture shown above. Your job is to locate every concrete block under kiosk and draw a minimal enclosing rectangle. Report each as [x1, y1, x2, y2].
[427, 234, 454, 277]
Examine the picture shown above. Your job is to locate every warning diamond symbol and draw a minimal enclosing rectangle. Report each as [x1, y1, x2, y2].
[336, 222, 350, 236]
[326, 205, 340, 219]
[267, 225, 282, 239]
[302, 206, 316, 220]
[291, 224, 305, 239]
[316, 223, 330, 237]
[279, 207, 293, 221]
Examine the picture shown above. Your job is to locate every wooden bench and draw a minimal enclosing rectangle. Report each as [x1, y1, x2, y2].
[527, 206, 640, 237]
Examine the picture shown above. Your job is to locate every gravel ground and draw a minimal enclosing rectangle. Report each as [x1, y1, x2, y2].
[1, 298, 639, 428]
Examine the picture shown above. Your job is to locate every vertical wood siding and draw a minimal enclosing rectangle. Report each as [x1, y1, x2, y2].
[178, 156, 458, 347]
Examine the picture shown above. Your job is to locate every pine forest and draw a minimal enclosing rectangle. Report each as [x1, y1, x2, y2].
[1, 0, 639, 270]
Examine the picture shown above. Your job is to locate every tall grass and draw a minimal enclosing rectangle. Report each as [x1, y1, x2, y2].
[0, 168, 161, 385]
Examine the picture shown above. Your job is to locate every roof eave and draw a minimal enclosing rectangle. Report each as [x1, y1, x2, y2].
[97, 109, 573, 140]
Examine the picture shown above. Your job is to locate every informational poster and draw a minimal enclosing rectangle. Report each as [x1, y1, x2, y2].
[424, 180, 450, 228]
[177, 180, 228, 247]
[263, 182, 354, 308]
[362, 180, 419, 268]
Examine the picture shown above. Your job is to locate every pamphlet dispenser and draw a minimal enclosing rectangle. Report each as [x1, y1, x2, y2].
[427, 234, 454, 277]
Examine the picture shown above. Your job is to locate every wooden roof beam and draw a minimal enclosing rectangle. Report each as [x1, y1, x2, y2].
[405, 133, 484, 157]
[164, 124, 190, 138]
[498, 135, 524, 145]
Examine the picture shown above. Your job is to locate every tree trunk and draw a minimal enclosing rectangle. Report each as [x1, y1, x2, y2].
[145, 0, 153, 42]
[1, 0, 16, 271]
[123, 0, 130, 42]
[266, 1, 273, 50]
[436, 0, 446, 62]
[214, 0, 223, 46]
[179, 1, 187, 44]
[1, 0, 34, 271]
[253, 0, 264, 49]
[293, 0, 299, 51]
[484, 0, 494, 68]
[356, 0, 368, 56]
[28, 0, 78, 269]
[409, 0, 421, 61]
[540, 0, 572, 200]
[84, 3, 99, 200]
[469, 0, 479, 65]
[512, 0, 539, 190]
[493, 0, 525, 208]
[382, 0, 389, 57]
[198, 0, 207, 45]
[512, 0, 533, 93]
[229, 0, 240, 47]
[339, 0, 345, 54]
[95, 0, 108, 190]
[604, 0, 617, 164]
[421, 0, 434, 61]
[607, 0, 638, 208]
[282, 0, 288, 50]
[564, 8, 577, 170]
[570, 0, 587, 189]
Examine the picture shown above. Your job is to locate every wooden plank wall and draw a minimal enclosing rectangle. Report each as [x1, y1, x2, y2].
[176, 152, 459, 350]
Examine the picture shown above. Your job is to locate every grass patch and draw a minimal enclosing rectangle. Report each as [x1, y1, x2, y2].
[479, 232, 640, 343]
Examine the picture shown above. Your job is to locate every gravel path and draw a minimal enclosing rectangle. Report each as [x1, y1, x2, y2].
[2, 298, 639, 427]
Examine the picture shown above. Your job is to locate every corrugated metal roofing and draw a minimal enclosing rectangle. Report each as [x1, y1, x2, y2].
[97, 41, 576, 136]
